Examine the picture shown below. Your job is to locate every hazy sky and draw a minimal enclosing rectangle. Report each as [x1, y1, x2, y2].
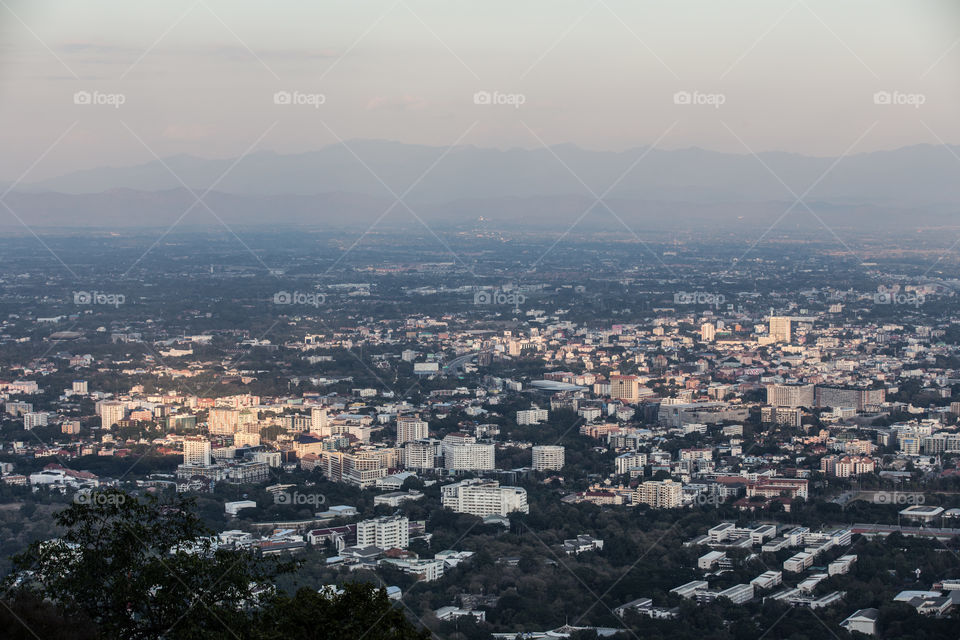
[1, 0, 959, 181]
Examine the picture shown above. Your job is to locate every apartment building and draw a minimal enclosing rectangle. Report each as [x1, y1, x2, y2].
[532, 445, 565, 471]
[635, 479, 682, 509]
[441, 479, 529, 517]
[356, 515, 409, 550]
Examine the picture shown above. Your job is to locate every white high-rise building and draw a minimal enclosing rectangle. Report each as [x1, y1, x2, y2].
[396, 415, 428, 445]
[356, 515, 409, 550]
[700, 323, 716, 342]
[310, 407, 329, 436]
[183, 436, 212, 466]
[444, 443, 495, 471]
[97, 400, 127, 428]
[532, 445, 565, 471]
[405, 440, 437, 469]
[72, 380, 88, 394]
[441, 479, 528, 517]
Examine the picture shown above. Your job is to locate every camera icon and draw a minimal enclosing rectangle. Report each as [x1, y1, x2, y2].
[73, 291, 92, 304]
[873, 91, 892, 105]
[273, 291, 292, 304]
[473, 91, 492, 105]
[274, 91, 292, 105]
[874, 289, 892, 304]
[274, 492, 291, 504]
[673, 91, 692, 105]
[74, 492, 91, 505]
[73, 91, 92, 105]
[873, 492, 889, 504]
[474, 291, 492, 305]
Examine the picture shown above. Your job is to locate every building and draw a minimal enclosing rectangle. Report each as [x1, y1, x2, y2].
[396, 415, 428, 445]
[615, 452, 647, 475]
[441, 479, 529, 517]
[310, 407, 329, 436]
[670, 580, 709, 599]
[761, 406, 802, 427]
[72, 380, 88, 394]
[405, 440, 438, 469]
[784, 552, 814, 573]
[610, 375, 641, 403]
[208, 408, 240, 435]
[532, 445, 565, 471]
[820, 455, 875, 477]
[814, 386, 886, 411]
[23, 412, 48, 430]
[840, 608, 878, 636]
[96, 400, 127, 428]
[356, 515, 410, 550]
[444, 443, 495, 471]
[698, 551, 726, 570]
[766, 384, 814, 408]
[517, 408, 549, 425]
[717, 583, 754, 604]
[700, 323, 716, 342]
[769, 316, 792, 343]
[183, 436, 212, 466]
[635, 480, 682, 509]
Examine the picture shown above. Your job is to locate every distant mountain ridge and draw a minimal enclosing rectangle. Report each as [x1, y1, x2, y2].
[4, 140, 958, 230]
[19, 141, 960, 206]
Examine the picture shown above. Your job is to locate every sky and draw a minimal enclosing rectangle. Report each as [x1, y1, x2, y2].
[1, 0, 959, 182]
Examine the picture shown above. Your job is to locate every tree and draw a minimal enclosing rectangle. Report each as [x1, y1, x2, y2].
[5, 489, 428, 640]
[9, 489, 276, 640]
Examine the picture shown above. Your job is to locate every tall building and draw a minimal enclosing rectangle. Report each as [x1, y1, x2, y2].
[405, 439, 438, 469]
[444, 443, 495, 471]
[310, 406, 329, 436]
[183, 436, 212, 466]
[396, 415, 428, 445]
[532, 445, 565, 471]
[441, 479, 529, 517]
[356, 515, 409, 550]
[769, 316, 792, 343]
[72, 380, 88, 394]
[766, 383, 815, 408]
[96, 400, 127, 428]
[610, 375, 640, 403]
[208, 408, 240, 435]
[700, 323, 716, 342]
[635, 479, 682, 509]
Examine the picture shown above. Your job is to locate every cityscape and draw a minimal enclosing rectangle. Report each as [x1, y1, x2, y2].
[1, 2, 960, 639]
